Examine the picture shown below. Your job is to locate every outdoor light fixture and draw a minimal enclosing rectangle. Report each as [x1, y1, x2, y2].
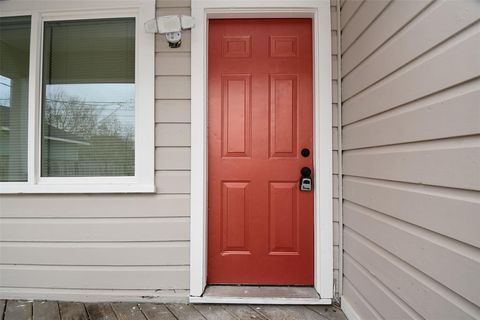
[144, 15, 195, 48]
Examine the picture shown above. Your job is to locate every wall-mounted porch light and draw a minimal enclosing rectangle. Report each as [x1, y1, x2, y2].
[144, 15, 195, 48]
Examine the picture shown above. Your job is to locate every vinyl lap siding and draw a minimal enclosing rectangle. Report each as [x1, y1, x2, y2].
[340, 1, 480, 319]
[0, 0, 341, 302]
[0, 0, 192, 302]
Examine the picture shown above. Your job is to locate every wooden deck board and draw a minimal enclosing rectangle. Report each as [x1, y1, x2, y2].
[0, 300, 5, 320]
[33, 301, 60, 320]
[307, 305, 347, 320]
[139, 303, 176, 320]
[2, 300, 346, 320]
[85, 303, 117, 320]
[193, 304, 237, 320]
[166, 304, 206, 320]
[254, 305, 330, 320]
[58, 302, 88, 320]
[111, 303, 146, 320]
[4, 301, 32, 320]
[222, 305, 268, 319]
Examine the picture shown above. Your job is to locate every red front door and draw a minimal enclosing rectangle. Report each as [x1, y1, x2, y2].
[208, 19, 314, 285]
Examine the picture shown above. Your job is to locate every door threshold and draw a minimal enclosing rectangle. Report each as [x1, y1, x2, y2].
[190, 285, 332, 305]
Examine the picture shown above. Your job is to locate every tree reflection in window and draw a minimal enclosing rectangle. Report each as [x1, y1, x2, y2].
[41, 18, 135, 177]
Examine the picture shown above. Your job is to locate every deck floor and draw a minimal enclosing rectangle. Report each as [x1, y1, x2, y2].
[0, 300, 347, 320]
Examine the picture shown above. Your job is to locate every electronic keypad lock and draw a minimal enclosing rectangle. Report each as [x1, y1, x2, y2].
[299, 167, 313, 192]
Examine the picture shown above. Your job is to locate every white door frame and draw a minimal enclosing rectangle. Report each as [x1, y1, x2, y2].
[190, 0, 333, 301]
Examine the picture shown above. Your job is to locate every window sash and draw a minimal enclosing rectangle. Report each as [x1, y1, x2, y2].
[0, 15, 31, 182]
[0, 3, 155, 193]
[41, 18, 136, 178]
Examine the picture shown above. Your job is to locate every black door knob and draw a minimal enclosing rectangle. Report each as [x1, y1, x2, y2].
[301, 148, 310, 157]
[301, 167, 312, 177]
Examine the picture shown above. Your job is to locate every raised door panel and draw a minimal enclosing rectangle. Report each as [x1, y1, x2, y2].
[269, 182, 299, 255]
[269, 74, 298, 158]
[221, 182, 251, 255]
[222, 74, 252, 158]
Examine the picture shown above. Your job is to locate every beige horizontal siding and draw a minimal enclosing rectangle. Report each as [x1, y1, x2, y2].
[0, 2, 193, 299]
[0, 242, 189, 266]
[343, 137, 480, 190]
[345, 201, 480, 306]
[341, 0, 480, 318]
[344, 255, 420, 320]
[343, 177, 480, 248]
[155, 76, 191, 99]
[155, 52, 191, 76]
[0, 194, 190, 218]
[155, 100, 191, 123]
[344, 229, 479, 319]
[0, 218, 189, 242]
[341, 0, 390, 53]
[340, 0, 363, 31]
[0, 266, 189, 290]
[156, 7, 190, 16]
[342, 0, 431, 76]
[342, 1, 480, 102]
[156, 147, 191, 170]
[157, 0, 190, 8]
[155, 123, 191, 146]
[1, 1, 341, 301]
[343, 22, 480, 124]
[155, 171, 190, 194]
[345, 137, 480, 184]
[343, 277, 382, 320]
[343, 80, 480, 149]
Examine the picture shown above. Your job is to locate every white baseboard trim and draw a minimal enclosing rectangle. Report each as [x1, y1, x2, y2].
[0, 288, 189, 303]
[341, 296, 362, 320]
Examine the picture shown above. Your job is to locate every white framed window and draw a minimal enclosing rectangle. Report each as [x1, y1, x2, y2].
[0, 1, 155, 193]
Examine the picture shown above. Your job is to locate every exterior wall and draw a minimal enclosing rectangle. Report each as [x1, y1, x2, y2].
[0, 0, 340, 301]
[339, 0, 480, 319]
[0, 0, 191, 303]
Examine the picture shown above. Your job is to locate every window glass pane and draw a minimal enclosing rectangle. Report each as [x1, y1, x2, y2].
[41, 18, 135, 177]
[0, 16, 31, 182]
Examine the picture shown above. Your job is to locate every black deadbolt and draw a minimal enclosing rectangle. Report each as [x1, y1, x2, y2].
[301, 148, 310, 157]
[301, 167, 312, 177]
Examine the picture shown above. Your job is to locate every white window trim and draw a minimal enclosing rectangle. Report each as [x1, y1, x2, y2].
[190, 0, 333, 302]
[0, 1, 155, 193]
